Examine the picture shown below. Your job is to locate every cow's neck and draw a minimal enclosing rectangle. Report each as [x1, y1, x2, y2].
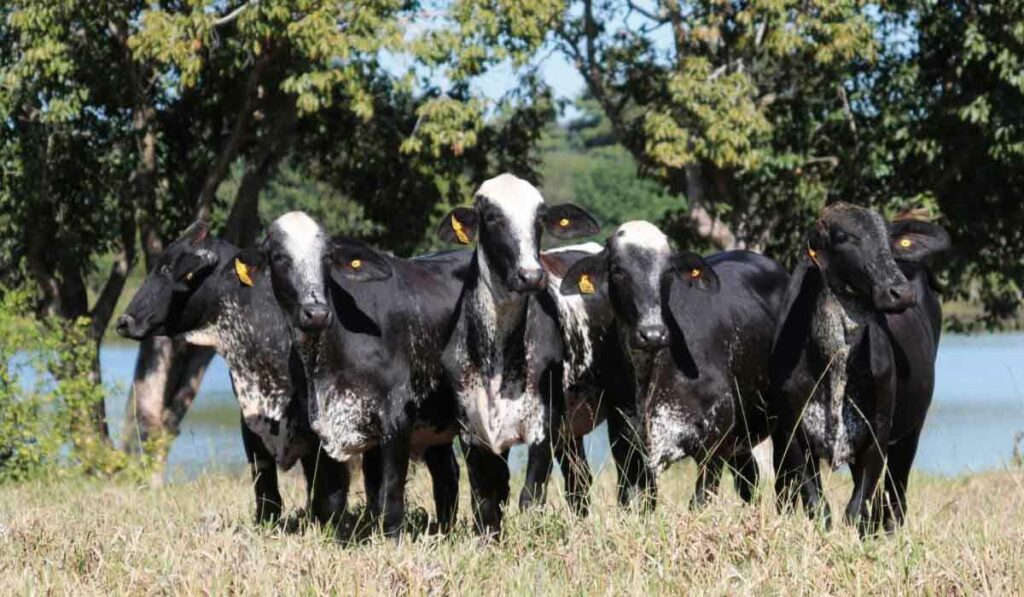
[183, 283, 294, 423]
[804, 274, 871, 468]
[464, 251, 530, 371]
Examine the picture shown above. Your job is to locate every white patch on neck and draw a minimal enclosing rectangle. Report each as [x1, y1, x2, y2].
[188, 298, 307, 470]
[803, 287, 868, 469]
[542, 252, 594, 386]
[273, 211, 328, 304]
[545, 242, 603, 254]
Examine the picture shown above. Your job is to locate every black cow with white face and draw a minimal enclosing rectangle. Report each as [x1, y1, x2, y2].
[436, 173, 653, 535]
[770, 202, 950, 534]
[116, 222, 349, 526]
[262, 211, 470, 539]
[561, 221, 789, 507]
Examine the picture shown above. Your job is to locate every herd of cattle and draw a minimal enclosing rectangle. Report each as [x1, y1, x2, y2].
[116, 173, 950, 539]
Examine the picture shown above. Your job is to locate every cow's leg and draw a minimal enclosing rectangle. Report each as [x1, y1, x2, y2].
[462, 439, 510, 537]
[557, 433, 592, 517]
[519, 442, 553, 511]
[361, 446, 383, 523]
[728, 451, 759, 504]
[300, 442, 350, 527]
[378, 431, 412, 540]
[771, 419, 805, 513]
[801, 452, 832, 527]
[847, 325, 897, 537]
[690, 457, 724, 510]
[608, 405, 656, 511]
[878, 427, 921, 532]
[240, 416, 282, 525]
[423, 442, 460, 534]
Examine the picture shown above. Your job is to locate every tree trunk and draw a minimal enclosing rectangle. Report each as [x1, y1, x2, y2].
[120, 97, 296, 475]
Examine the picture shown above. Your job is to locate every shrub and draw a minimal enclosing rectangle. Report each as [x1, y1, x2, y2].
[0, 289, 146, 482]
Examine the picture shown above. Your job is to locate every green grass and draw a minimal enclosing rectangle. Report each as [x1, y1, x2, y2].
[2, 462, 1023, 594]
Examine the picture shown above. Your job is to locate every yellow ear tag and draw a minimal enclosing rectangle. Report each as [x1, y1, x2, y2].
[898, 238, 912, 248]
[451, 215, 470, 245]
[235, 259, 254, 287]
[807, 245, 822, 269]
[578, 274, 596, 294]
[559, 218, 570, 228]
[689, 268, 701, 279]
[350, 259, 362, 269]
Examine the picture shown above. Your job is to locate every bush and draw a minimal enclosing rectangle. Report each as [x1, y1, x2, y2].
[0, 289, 144, 482]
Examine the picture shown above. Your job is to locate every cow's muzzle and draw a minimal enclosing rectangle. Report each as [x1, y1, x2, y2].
[873, 281, 916, 313]
[631, 324, 670, 350]
[298, 302, 333, 332]
[116, 314, 146, 340]
[510, 266, 546, 292]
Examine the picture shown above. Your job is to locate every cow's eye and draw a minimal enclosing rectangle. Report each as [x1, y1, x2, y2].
[484, 211, 501, 224]
[272, 252, 288, 265]
[160, 264, 172, 275]
[833, 230, 851, 244]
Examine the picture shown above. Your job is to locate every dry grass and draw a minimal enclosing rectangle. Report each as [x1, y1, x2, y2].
[1, 461, 1023, 595]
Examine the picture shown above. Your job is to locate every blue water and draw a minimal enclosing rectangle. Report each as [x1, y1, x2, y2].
[100, 333, 1024, 479]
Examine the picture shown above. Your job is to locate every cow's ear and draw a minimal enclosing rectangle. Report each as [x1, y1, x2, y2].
[232, 249, 265, 287]
[545, 203, 600, 240]
[672, 252, 719, 293]
[889, 219, 950, 266]
[437, 207, 479, 245]
[329, 238, 393, 283]
[179, 220, 210, 246]
[559, 254, 607, 296]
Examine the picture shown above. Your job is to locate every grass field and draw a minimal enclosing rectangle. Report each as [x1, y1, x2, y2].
[2, 461, 1022, 595]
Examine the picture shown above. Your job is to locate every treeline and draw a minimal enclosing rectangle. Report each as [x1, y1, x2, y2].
[2, 1, 1023, 465]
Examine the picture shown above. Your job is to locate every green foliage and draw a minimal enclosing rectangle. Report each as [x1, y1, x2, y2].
[540, 110, 677, 240]
[0, 289, 151, 482]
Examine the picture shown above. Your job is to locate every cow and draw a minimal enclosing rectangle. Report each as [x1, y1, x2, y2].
[518, 243, 656, 517]
[260, 211, 470, 539]
[769, 203, 950, 534]
[115, 222, 349, 526]
[435, 173, 651, 535]
[559, 221, 789, 507]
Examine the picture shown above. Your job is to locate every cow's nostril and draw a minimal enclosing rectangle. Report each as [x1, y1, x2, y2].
[116, 315, 133, 336]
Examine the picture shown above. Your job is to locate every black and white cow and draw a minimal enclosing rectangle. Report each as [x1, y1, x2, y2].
[116, 222, 349, 525]
[560, 221, 789, 507]
[261, 211, 470, 538]
[436, 173, 655, 534]
[769, 203, 950, 534]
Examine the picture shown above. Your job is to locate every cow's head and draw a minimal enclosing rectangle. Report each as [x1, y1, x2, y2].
[117, 221, 225, 339]
[559, 221, 722, 468]
[560, 221, 719, 350]
[438, 174, 598, 294]
[808, 202, 931, 313]
[265, 211, 392, 338]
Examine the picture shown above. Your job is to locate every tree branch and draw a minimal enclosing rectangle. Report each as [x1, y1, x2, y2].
[213, 1, 258, 27]
[194, 54, 269, 222]
[90, 191, 136, 338]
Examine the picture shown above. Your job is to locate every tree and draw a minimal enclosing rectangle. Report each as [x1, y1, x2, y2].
[870, 1, 1024, 328]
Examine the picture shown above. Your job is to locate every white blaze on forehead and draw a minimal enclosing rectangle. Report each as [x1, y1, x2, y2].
[272, 211, 327, 302]
[614, 220, 671, 252]
[613, 221, 672, 328]
[477, 173, 545, 270]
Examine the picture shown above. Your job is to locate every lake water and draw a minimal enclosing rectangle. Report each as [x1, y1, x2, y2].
[101, 333, 1024, 480]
